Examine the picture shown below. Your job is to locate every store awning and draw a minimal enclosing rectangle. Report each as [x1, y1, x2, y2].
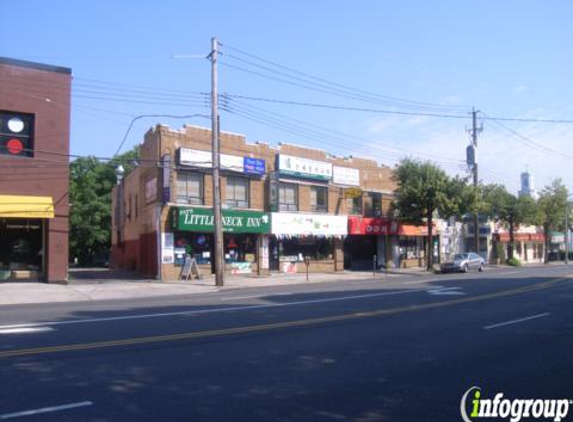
[0, 195, 55, 218]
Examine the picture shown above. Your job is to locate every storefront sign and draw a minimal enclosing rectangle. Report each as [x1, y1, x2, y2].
[161, 232, 174, 264]
[496, 232, 545, 243]
[162, 154, 172, 204]
[243, 157, 265, 175]
[333, 166, 360, 186]
[271, 212, 347, 236]
[178, 148, 265, 176]
[230, 262, 252, 274]
[276, 154, 332, 181]
[348, 217, 432, 236]
[145, 177, 157, 203]
[268, 172, 279, 212]
[171, 207, 271, 234]
[261, 236, 269, 269]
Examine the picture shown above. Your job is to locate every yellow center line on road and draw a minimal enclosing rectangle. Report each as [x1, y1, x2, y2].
[1, 275, 571, 359]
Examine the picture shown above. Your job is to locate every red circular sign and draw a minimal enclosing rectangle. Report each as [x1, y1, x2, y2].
[6, 138, 24, 154]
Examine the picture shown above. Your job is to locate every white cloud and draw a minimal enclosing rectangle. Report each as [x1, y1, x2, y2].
[358, 110, 573, 195]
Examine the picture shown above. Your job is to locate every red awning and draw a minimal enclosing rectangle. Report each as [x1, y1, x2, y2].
[348, 217, 433, 236]
[495, 232, 545, 242]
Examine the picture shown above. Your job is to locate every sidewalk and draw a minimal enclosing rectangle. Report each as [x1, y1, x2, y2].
[0, 267, 420, 306]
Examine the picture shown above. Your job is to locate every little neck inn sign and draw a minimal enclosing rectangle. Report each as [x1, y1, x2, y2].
[170, 207, 271, 234]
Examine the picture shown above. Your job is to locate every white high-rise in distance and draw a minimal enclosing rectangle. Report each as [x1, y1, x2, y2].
[518, 169, 539, 200]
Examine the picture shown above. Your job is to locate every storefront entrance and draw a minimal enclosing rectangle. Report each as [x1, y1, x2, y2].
[344, 235, 377, 270]
[0, 218, 44, 281]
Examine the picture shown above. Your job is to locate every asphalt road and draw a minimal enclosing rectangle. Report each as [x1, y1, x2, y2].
[0, 265, 572, 422]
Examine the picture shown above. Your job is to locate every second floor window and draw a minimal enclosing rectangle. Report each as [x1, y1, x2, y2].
[351, 195, 363, 215]
[226, 176, 249, 208]
[279, 183, 298, 211]
[310, 186, 328, 212]
[176, 172, 203, 205]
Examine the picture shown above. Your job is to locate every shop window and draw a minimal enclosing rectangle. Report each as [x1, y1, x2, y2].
[224, 234, 257, 263]
[279, 183, 298, 211]
[176, 172, 203, 205]
[226, 176, 249, 208]
[351, 195, 363, 215]
[278, 236, 333, 261]
[0, 219, 43, 279]
[310, 186, 328, 212]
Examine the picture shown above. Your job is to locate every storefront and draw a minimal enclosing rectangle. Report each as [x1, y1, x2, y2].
[0, 195, 54, 281]
[270, 212, 347, 273]
[167, 206, 270, 277]
[347, 217, 438, 269]
[493, 231, 545, 263]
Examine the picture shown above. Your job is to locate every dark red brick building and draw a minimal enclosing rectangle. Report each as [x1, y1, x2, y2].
[0, 57, 72, 283]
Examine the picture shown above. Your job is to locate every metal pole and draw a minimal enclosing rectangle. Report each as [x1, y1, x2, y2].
[210, 37, 225, 286]
[566, 202, 569, 264]
[471, 108, 480, 256]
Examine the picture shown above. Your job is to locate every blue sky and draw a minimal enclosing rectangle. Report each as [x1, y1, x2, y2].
[3, 0, 572, 194]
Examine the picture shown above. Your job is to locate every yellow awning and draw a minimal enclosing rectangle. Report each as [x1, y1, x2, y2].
[0, 195, 55, 219]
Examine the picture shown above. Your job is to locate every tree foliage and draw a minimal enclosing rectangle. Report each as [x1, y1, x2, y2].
[537, 178, 568, 263]
[392, 158, 478, 270]
[482, 184, 538, 260]
[69, 147, 140, 265]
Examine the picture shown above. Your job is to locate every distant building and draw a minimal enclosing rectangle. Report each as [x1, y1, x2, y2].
[518, 170, 539, 200]
[0, 57, 72, 283]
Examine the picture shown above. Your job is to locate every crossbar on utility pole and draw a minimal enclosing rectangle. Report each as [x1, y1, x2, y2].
[210, 37, 225, 287]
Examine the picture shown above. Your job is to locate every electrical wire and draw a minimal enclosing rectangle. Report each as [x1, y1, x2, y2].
[222, 93, 470, 120]
[223, 95, 464, 165]
[222, 43, 470, 111]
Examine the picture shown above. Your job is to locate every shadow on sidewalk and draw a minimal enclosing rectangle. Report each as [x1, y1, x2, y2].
[68, 267, 151, 284]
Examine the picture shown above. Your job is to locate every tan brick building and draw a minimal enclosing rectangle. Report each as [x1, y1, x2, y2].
[112, 124, 432, 280]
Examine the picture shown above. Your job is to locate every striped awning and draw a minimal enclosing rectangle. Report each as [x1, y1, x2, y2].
[0, 195, 55, 218]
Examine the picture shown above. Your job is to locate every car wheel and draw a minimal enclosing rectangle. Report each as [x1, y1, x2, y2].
[462, 264, 469, 273]
[479, 263, 485, 272]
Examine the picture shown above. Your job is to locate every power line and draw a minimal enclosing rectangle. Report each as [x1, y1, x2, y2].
[223, 93, 470, 120]
[484, 113, 573, 160]
[222, 43, 470, 111]
[224, 95, 464, 164]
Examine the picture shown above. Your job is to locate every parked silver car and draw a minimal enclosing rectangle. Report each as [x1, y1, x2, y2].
[440, 253, 485, 273]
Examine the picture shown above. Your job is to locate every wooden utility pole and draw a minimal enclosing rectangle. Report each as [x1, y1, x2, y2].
[470, 108, 482, 255]
[209, 37, 225, 286]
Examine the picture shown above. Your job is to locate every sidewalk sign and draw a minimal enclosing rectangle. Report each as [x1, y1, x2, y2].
[181, 254, 202, 281]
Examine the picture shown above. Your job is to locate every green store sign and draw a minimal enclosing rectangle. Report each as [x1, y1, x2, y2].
[171, 207, 270, 234]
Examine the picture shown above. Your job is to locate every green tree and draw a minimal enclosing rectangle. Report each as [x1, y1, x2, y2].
[482, 184, 538, 261]
[392, 158, 477, 270]
[69, 147, 139, 265]
[537, 178, 568, 263]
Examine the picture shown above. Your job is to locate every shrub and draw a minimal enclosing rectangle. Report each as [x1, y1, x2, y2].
[506, 257, 522, 267]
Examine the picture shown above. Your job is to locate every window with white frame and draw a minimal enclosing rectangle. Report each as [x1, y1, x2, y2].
[226, 176, 249, 208]
[176, 172, 203, 204]
[310, 186, 328, 212]
[279, 183, 298, 211]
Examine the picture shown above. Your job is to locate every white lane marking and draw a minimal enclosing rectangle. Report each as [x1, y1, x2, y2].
[0, 327, 54, 335]
[0, 288, 426, 330]
[484, 312, 550, 330]
[0, 401, 93, 419]
[427, 286, 466, 296]
[221, 292, 293, 301]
